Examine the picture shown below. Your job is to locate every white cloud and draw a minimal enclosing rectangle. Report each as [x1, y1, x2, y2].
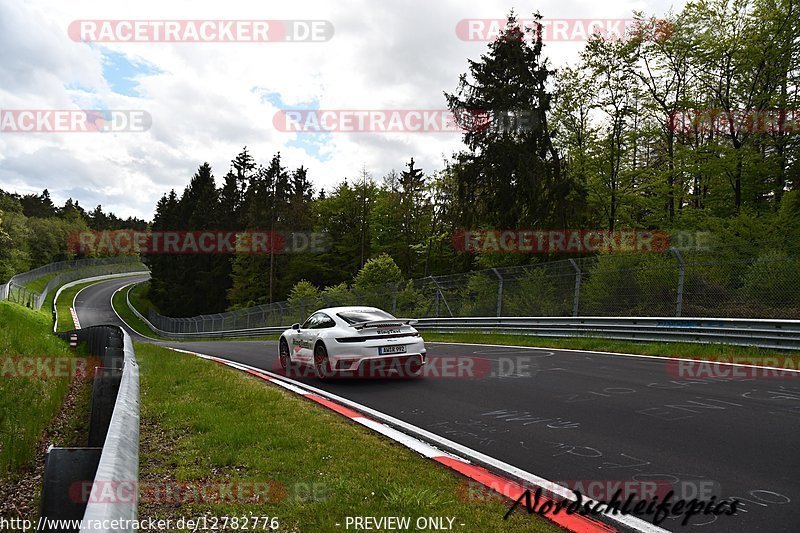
[0, 0, 686, 219]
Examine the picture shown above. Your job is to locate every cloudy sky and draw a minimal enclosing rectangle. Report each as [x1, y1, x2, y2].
[0, 0, 684, 220]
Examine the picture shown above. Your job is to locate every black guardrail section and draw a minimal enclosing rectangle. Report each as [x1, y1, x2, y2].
[37, 326, 126, 533]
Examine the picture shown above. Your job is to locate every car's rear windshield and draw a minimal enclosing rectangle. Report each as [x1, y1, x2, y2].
[337, 309, 396, 324]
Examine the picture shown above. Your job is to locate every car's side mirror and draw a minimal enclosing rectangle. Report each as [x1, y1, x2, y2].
[292, 323, 301, 331]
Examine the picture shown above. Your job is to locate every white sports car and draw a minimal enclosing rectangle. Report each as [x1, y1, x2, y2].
[278, 306, 427, 379]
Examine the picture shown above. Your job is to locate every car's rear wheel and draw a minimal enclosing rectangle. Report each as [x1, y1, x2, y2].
[279, 338, 291, 372]
[314, 343, 334, 379]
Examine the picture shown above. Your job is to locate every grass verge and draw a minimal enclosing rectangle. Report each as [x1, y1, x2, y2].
[114, 285, 281, 342]
[136, 343, 558, 532]
[22, 273, 57, 295]
[53, 280, 98, 332]
[422, 331, 800, 362]
[0, 301, 87, 476]
[128, 281, 158, 315]
[112, 284, 167, 340]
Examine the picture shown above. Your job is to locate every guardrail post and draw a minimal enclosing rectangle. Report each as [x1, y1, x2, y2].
[492, 268, 503, 317]
[671, 247, 685, 317]
[569, 259, 581, 317]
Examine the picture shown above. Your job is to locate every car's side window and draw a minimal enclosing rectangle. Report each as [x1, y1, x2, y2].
[301, 314, 317, 329]
[315, 313, 335, 329]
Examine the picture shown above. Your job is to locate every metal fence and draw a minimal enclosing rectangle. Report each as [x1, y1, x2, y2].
[2, 256, 144, 310]
[145, 246, 800, 334]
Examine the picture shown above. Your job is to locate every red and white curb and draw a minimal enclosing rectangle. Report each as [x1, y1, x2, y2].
[70, 307, 81, 329]
[167, 348, 668, 533]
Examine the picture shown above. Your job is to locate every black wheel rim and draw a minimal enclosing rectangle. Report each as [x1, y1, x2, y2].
[314, 347, 329, 376]
[280, 342, 289, 369]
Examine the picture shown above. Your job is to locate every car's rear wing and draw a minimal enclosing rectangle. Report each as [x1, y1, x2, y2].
[350, 319, 418, 330]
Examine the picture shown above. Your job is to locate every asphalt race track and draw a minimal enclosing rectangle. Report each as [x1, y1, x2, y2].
[74, 276, 800, 532]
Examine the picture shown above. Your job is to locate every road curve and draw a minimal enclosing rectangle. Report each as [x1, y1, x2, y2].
[74, 277, 800, 532]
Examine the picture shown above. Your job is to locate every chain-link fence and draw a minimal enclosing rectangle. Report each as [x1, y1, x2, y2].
[2, 256, 145, 310]
[145, 246, 800, 334]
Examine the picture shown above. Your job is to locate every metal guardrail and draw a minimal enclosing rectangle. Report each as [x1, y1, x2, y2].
[125, 282, 800, 350]
[412, 316, 800, 351]
[125, 280, 285, 339]
[52, 272, 151, 333]
[41, 326, 139, 532]
[79, 327, 139, 532]
[145, 247, 800, 333]
[6, 257, 135, 285]
[3, 257, 144, 310]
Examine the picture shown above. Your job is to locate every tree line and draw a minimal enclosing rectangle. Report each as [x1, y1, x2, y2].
[145, 150, 445, 315]
[0, 188, 146, 282]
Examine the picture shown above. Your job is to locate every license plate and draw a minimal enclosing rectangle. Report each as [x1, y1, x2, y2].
[379, 345, 406, 355]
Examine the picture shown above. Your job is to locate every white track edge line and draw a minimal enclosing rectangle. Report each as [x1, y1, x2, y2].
[176, 351, 453, 460]
[110, 281, 163, 342]
[428, 341, 800, 373]
[170, 347, 667, 533]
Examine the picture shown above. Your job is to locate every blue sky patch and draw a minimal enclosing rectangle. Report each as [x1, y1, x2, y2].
[257, 90, 331, 161]
[101, 49, 161, 97]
